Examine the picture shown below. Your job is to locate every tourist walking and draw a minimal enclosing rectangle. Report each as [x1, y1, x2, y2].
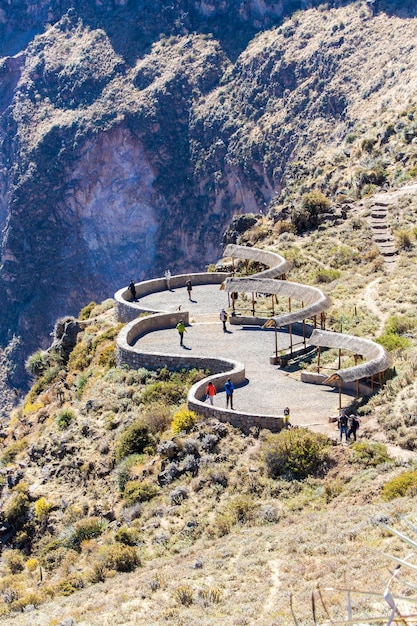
[165, 269, 172, 290]
[205, 381, 217, 405]
[283, 406, 290, 428]
[220, 308, 228, 332]
[338, 410, 349, 442]
[176, 320, 186, 346]
[185, 279, 192, 300]
[224, 378, 234, 410]
[348, 414, 360, 441]
[128, 280, 136, 301]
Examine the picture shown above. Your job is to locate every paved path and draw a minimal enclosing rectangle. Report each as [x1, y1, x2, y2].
[135, 284, 353, 437]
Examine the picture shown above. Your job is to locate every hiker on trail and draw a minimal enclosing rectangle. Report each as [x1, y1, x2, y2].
[283, 406, 290, 428]
[220, 308, 228, 332]
[224, 378, 234, 410]
[186, 279, 192, 300]
[338, 410, 349, 442]
[176, 320, 186, 346]
[348, 414, 360, 441]
[165, 269, 172, 290]
[205, 381, 217, 405]
[128, 280, 136, 301]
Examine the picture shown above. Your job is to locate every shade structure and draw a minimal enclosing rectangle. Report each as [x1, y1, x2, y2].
[307, 328, 392, 383]
[223, 244, 291, 278]
[222, 276, 331, 326]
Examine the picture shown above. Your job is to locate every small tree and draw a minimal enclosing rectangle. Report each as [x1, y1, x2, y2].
[262, 428, 330, 480]
[25, 351, 49, 378]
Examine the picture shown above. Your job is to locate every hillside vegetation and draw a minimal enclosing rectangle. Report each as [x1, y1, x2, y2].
[2, 1, 417, 402]
[2, 183, 417, 622]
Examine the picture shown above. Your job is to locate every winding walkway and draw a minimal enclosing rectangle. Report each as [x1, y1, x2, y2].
[114, 246, 391, 438]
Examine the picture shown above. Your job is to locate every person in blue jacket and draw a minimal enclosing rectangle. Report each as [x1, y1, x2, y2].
[224, 378, 235, 410]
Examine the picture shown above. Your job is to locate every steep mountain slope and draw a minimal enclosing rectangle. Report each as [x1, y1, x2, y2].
[1, 0, 417, 399]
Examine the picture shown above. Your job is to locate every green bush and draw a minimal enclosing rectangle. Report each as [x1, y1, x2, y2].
[56, 408, 75, 429]
[141, 380, 186, 406]
[4, 489, 30, 525]
[123, 481, 159, 505]
[114, 525, 141, 546]
[350, 441, 391, 467]
[98, 345, 116, 368]
[98, 544, 140, 572]
[115, 421, 155, 462]
[79, 301, 97, 320]
[376, 333, 410, 351]
[25, 351, 49, 378]
[116, 454, 148, 491]
[171, 408, 198, 434]
[314, 268, 341, 284]
[382, 470, 417, 501]
[262, 428, 330, 479]
[385, 315, 416, 336]
[62, 516, 108, 550]
[67, 342, 92, 371]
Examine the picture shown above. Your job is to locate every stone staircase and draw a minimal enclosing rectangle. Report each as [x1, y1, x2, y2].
[368, 200, 397, 270]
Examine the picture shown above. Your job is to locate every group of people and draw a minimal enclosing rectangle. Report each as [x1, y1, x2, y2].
[338, 410, 360, 442]
[205, 378, 235, 409]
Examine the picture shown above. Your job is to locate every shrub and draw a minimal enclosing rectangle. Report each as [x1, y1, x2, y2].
[174, 584, 194, 606]
[25, 351, 49, 378]
[376, 333, 410, 351]
[98, 543, 140, 572]
[1, 438, 28, 466]
[56, 408, 75, 429]
[4, 489, 30, 525]
[67, 342, 92, 371]
[262, 428, 330, 479]
[62, 517, 107, 550]
[171, 408, 198, 434]
[314, 268, 341, 284]
[115, 421, 155, 462]
[350, 441, 391, 467]
[141, 380, 186, 405]
[34, 497, 54, 520]
[123, 481, 159, 505]
[114, 526, 140, 546]
[141, 402, 172, 434]
[396, 230, 413, 250]
[382, 470, 417, 501]
[385, 315, 416, 336]
[3, 550, 25, 574]
[225, 495, 255, 523]
[97, 345, 116, 368]
[116, 454, 148, 491]
[79, 301, 97, 320]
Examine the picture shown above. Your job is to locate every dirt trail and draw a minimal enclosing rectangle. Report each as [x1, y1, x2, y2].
[363, 277, 389, 335]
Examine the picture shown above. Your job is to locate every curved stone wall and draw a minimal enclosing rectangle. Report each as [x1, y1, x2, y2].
[114, 272, 230, 323]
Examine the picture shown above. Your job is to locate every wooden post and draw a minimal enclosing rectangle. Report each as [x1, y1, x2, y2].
[302, 318, 306, 348]
[338, 348, 341, 370]
[274, 321, 278, 359]
[314, 315, 317, 329]
[288, 297, 292, 312]
[289, 323, 293, 355]
[338, 379, 342, 411]
[252, 292, 255, 316]
[271, 294, 275, 316]
[317, 346, 321, 373]
[232, 257, 235, 274]
[232, 291, 236, 313]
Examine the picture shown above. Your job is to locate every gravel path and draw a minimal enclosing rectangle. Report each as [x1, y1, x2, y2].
[136, 284, 353, 437]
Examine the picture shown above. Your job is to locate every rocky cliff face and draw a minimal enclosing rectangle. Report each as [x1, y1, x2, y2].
[0, 0, 417, 399]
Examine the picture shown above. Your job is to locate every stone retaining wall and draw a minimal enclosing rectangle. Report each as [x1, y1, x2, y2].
[114, 272, 230, 323]
[116, 309, 285, 433]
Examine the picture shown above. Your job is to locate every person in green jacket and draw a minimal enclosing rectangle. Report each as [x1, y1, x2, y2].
[176, 320, 186, 346]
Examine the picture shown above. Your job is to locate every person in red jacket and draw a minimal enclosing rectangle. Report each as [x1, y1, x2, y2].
[205, 381, 217, 405]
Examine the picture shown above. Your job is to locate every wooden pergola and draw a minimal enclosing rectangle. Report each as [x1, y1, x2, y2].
[221, 276, 332, 358]
[307, 329, 393, 409]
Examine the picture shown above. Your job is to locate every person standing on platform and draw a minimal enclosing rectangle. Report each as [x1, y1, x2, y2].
[224, 378, 234, 410]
